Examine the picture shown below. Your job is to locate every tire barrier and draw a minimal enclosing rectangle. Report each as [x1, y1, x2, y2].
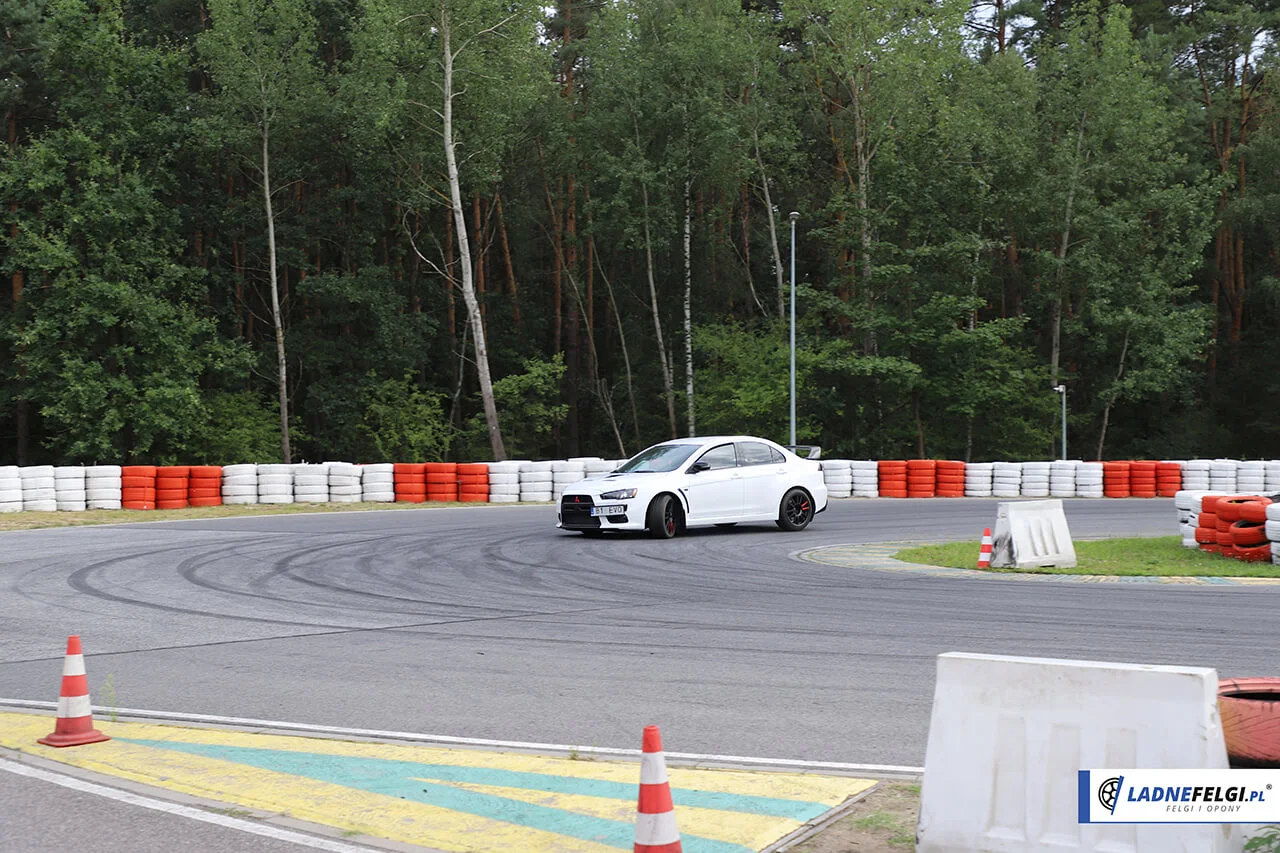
[155, 466, 189, 510]
[456, 462, 489, 503]
[120, 465, 156, 510]
[86, 465, 122, 510]
[1176, 491, 1280, 563]
[5, 457, 1280, 515]
[54, 466, 87, 512]
[992, 462, 1021, 498]
[486, 461, 521, 503]
[359, 463, 394, 502]
[293, 463, 329, 504]
[822, 459, 852, 499]
[327, 462, 361, 504]
[877, 460, 907, 498]
[0, 466, 22, 513]
[188, 465, 222, 507]
[518, 461, 553, 502]
[393, 463, 426, 503]
[222, 463, 258, 505]
[21, 465, 56, 512]
[425, 462, 458, 502]
[257, 463, 294, 505]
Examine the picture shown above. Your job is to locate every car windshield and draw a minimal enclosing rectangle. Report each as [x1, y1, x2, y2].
[616, 443, 700, 473]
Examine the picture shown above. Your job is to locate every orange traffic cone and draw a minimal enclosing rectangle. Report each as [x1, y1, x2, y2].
[38, 636, 110, 748]
[634, 725, 681, 853]
[977, 528, 993, 569]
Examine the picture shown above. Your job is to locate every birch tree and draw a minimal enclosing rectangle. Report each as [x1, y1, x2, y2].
[198, 0, 325, 463]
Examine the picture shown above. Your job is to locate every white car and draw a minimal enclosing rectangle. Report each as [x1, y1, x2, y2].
[557, 436, 828, 538]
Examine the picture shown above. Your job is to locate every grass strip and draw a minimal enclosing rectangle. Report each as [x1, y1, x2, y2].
[895, 536, 1280, 577]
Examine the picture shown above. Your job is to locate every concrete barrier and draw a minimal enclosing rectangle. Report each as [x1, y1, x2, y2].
[917, 652, 1238, 853]
[990, 499, 1077, 569]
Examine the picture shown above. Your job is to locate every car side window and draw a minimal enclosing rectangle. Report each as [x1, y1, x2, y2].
[736, 442, 776, 467]
[770, 447, 785, 464]
[696, 444, 738, 470]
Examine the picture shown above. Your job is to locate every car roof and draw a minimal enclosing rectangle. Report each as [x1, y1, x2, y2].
[658, 435, 782, 447]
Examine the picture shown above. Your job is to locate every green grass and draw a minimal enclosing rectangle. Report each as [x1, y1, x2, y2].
[0, 499, 541, 532]
[895, 536, 1280, 577]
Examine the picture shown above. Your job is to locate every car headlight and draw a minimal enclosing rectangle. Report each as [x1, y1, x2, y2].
[600, 488, 637, 500]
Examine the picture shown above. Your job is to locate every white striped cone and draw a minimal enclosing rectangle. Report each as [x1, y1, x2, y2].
[38, 635, 109, 748]
[977, 527, 993, 569]
[634, 725, 681, 853]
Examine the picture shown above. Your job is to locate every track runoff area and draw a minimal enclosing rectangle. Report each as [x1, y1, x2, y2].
[0, 496, 1271, 851]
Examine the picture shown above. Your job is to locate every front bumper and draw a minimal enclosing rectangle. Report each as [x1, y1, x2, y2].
[557, 494, 640, 530]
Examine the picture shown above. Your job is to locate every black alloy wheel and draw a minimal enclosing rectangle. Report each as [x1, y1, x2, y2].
[776, 488, 815, 531]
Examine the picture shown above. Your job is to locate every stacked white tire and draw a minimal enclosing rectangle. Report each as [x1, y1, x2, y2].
[583, 458, 616, 479]
[1182, 459, 1212, 491]
[850, 461, 879, 497]
[222, 464, 258, 505]
[1237, 460, 1266, 494]
[293, 464, 329, 503]
[1049, 460, 1078, 498]
[1173, 490, 1206, 548]
[823, 460, 853, 499]
[520, 462, 553, 503]
[0, 466, 21, 512]
[53, 466, 87, 511]
[20, 465, 56, 512]
[257, 463, 294, 504]
[85, 465, 122, 510]
[992, 462, 1021, 498]
[327, 463, 361, 503]
[360, 464, 394, 502]
[1210, 459, 1238, 493]
[1075, 461, 1104, 498]
[1266, 461, 1280, 494]
[487, 461, 521, 503]
[551, 461, 585, 501]
[964, 462, 993, 497]
[1268, 503, 1280, 565]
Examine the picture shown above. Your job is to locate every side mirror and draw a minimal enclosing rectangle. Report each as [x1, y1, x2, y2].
[688, 460, 711, 474]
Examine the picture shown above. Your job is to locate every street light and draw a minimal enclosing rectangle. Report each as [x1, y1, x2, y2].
[789, 212, 799, 447]
[1053, 384, 1067, 460]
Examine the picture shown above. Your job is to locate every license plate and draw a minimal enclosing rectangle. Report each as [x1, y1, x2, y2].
[590, 505, 625, 517]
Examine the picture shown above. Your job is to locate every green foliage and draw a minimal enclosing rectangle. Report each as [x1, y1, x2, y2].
[359, 374, 453, 463]
[1245, 827, 1280, 853]
[462, 355, 567, 460]
[193, 391, 285, 464]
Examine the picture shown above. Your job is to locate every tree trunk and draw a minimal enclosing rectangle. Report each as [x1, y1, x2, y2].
[683, 179, 695, 437]
[594, 247, 641, 446]
[753, 127, 782, 317]
[641, 181, 677, 438]
[1050, 111, 1088, 387]
[495, 190, 520, 328]
[262, 125, 291, 463]
[1095, 328, 1129, 461]
[442, 6, 505, 460]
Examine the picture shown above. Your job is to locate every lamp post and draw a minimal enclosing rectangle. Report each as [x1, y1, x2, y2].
[789, 211, 799, 447]
[1053, 384, 1067, 459]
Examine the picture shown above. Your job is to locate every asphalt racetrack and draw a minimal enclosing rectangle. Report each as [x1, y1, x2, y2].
[1, 499, 1273, 767]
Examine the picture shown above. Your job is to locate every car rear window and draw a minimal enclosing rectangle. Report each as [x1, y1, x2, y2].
[736, 442, 776, 466]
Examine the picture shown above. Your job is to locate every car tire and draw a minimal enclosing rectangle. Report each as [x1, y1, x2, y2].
[776, 487, 815, 531]
[647, 494, 679, 539]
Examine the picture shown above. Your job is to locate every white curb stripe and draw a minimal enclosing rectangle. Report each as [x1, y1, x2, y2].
[62, 655, 86, 677]
[0, 759, 380, 853]
[634, 811, 680, 844]
[0, 699, 925, 775]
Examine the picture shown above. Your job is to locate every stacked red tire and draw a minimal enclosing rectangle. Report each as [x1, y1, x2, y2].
[1156, 462, 1182, 497]
[906, 459, 936, 498]
[188, 466, 223, 507]
[878, 461, 907, 498]
[121, 465, 157, 510]
[426, 463, 458, 502]
[457, 463, 489, 503]
[393, 463, 427, 503]
[1129, 460, 1157, 498]
[1103, 461, 1131, 498]
[156, 466, 190, 509]
[935, 461, 965, 498]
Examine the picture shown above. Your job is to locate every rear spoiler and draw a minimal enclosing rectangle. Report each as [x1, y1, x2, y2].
[785, 445, 822, 460]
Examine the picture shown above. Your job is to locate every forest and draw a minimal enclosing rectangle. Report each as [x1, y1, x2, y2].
[1, 0, 1277, 465]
